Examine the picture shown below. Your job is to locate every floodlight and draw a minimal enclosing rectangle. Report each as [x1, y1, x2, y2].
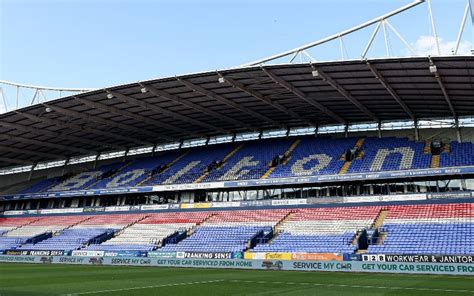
[218, 77, 226, 83]
[140, 87, 147, 93]
[106, 93, 114, 99]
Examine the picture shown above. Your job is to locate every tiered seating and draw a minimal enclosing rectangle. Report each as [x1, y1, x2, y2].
[0, 237, 28, 252]
[91, 152, 181, 189]
[48, 162, 126, 192]
[17, 177, 62, 194]
[368, 203, 474, 255]
[0, 217, 38, 234]
[144, 144, 236, 185]
[13, 137, 474, 194]
[0, 203, 472, 255]
[348, 137, 431, 173]
[253, 207, 380, 253]
[440, 141, 474, 167]
[0, 217, 39, 251]
[4, 216, 88, 238]
[18, 228, 112, 251]
[79, 213, 154, 252]
[75, 214, 145, 230]
[160, 210, 288, 253]
[270, 137, 356, 177]
[203, 139, 293, 181]
[90, 212, 211, 252]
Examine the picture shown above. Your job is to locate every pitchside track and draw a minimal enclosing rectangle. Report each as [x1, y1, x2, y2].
[0, 264, 472, 296]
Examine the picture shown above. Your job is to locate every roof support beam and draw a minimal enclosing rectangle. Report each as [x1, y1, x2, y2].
[176, 77, 286, 128]
[75, 97, 179, 140]
[15, 111, 150, 146]
[108, 89, 229, 134]
[0, 146, 64, 160]
[428, 59, 457, 117]
[366, 61, 415, 120]
[0, 157, 34, 166]
[138, 82, 255, 131]
[0, 133, 93, 154]
[0, 121, 123, 150]
[43, 103, 165, 142]
[216, 72, 316, 126]
[309, 66, 378, 122]
[261, 67, 347, 124]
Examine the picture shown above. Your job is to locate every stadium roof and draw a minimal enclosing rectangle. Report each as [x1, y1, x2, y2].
[0, 55, 473, 168]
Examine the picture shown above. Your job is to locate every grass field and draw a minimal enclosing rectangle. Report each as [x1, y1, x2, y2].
[0, 263, 473, 296]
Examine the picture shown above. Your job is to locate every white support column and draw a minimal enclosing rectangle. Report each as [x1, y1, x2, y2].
[455, 117, 462, 142]
[414, 120, 420, 141]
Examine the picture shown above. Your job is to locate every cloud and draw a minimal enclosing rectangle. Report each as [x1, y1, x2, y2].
[411, 35, 472, 56]
[0, 102, 5, 114]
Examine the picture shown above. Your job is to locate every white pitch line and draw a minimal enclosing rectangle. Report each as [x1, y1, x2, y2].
[229, 280, 474, 294]
[64, 279, 224, 295]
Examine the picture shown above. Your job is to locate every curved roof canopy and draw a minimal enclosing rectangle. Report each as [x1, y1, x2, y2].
[0, 56, 473, 168]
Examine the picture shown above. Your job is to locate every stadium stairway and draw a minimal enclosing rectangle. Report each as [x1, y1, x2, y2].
[187, 213, 216, 236]
[352, 209, 389, 253]
[60, 216, 93, 232]
[429, 142, 449, 169]
[85, 162, 133, 190]
[280, 139, 302, 165]
[265, 212, 296, 244]
[354, 138, 365, 159]
[261, 139, 302, 179]
[442, 142, 451, 153]
[431, 154, 440, 168]
[137, 151, 189, 186]
[371, 209, 389, 229]
[194, 144, 245, 183]
[338, 162, 352, 174]
[115, 215, 150, 235]
[8, 218, 40, 233]
[339, 138, 365, 174]
[274, 212, 295, 233]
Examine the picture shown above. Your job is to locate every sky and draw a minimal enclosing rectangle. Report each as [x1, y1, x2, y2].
[0, 0, 472, 112]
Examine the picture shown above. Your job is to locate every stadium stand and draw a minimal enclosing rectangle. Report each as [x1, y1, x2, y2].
[0, 203, 473, 256]
[347, 137, 432, 173]
[270, 137, 356, 177]
[202, 139, 294, 182]
[48, 163, 126, 192]
[92, 151, 182, 189]
[160, 210, 288, 253]
[85, 212, 210, 252]
[368, 203, 474, 255]
[252, 206, 380, 253]
[440, 141, 474, 167]
[143, 144, 236, 185]
[18, 228, 113, 251]
[12, 137, 474, 194]
[3, 216, 88, 238]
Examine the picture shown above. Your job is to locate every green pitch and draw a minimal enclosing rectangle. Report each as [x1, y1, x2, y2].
[0, 263, 472, 296]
